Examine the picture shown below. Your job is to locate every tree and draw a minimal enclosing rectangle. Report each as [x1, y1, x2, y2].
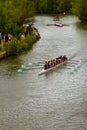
[72, 0, 87, 22]
[0, 0, 35, 34]
[58, 0, 72, 14]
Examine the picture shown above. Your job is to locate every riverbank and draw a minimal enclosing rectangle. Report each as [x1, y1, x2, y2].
[0, 33, 40, 59]
[0, 51, 6, 59]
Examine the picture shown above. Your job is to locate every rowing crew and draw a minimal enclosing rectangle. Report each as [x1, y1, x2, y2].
[44, 56, 67, 70]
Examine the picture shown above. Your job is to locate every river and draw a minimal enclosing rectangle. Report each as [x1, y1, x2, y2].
[0, 15, 87, 130]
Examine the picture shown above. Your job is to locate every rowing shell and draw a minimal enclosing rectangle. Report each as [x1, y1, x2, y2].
[38, 60, 68, 75]
[46, 23, 63, 27]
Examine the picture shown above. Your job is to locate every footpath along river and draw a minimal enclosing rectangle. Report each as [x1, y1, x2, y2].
[0, 15, 87, 130]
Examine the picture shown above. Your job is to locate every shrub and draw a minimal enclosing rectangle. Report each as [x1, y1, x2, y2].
[3, 33, 37, 56]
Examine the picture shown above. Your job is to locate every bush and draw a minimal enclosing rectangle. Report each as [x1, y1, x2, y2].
[3, 33, 37, 56]
[0, 44, 5, 52]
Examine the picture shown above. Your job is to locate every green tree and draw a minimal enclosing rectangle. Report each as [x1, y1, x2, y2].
[47, 0, 59, 14]
[34, 0, 48, 13]
[0, 0, 35, 34]
[72, 0, 87, 22]
[57, 0, 72, 14]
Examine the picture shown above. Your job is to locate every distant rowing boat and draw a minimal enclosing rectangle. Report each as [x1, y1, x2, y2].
[46, 23, 63, 27]
[55, 23, 63, 27]
[38, 59, 68, 75]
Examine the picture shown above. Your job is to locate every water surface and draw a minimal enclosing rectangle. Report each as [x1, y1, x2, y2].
[0, 15, 87, 130]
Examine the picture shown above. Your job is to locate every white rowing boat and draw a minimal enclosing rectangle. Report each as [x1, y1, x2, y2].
[55, 23, 63, 27]
[46, 23, 63, 27]
[38, 59, 68, 75]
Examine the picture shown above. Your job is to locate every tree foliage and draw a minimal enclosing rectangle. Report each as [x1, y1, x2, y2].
[33, 0, 73, 14]
[0, 0, 35, 34]
[58, 0, 72, 13]
[0, 0, 87, 35]
[72, 0, 87, 22]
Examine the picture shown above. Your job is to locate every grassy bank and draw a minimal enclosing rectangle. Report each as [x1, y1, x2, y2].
[0, 33, 37, 57]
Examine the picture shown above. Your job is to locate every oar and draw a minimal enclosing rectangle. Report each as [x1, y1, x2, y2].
[66, 64, 77, 67]
[28, 59, 46, 65]
[69, 59, 82, 64]
[79, 58, 87, 62]
[68, 51, 80, 60]
[17, 66, 43, 73]
[21, 63, 44, 69]
[17, 62, 44, 72]
[17, 60, 44, 73]
[61, 66, 72, 69]
[69, 60, 82, 73]
[23, 66, 43, 70]
[17, 69, 23, 73]
[70, 67, 75, 73]
[68, 60, 79, 63]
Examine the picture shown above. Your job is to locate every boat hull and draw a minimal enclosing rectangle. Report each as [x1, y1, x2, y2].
[38, 60, 67, 75]
[55, 23, 63, 27]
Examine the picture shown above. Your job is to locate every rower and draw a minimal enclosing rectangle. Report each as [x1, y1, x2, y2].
[53, 59, 56, 66]
[59, 56, 63, 63]
[56, 58, 59, 64]
[44, 61, 48, 70]
[63, 55, 67, 61]
[47, 61, 50, 69]
[50, 60, 54, 67]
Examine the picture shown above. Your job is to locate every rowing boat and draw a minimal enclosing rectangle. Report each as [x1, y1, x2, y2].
[38, 59, 68, 75]
[46, 23, 63, 27]
[55, 23, 63, 27]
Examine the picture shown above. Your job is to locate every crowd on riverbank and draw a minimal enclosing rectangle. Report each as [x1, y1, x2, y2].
[0, 23, 40, 58]
[0, 33, 13, 45]
[0, 23, 40, 46]
[23, 23, 40, 40]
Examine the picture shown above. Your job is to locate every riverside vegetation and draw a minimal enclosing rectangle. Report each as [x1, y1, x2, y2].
[0, 0, 87, 57]
[0, 33, 37, 57]
[1, 0, 87, 34]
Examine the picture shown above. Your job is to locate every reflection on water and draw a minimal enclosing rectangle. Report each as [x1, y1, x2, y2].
[0, 15, 87, 130]
[76, 22, 87, 30]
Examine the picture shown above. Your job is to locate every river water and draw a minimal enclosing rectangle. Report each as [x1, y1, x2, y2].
[0, 15, 87, 130]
